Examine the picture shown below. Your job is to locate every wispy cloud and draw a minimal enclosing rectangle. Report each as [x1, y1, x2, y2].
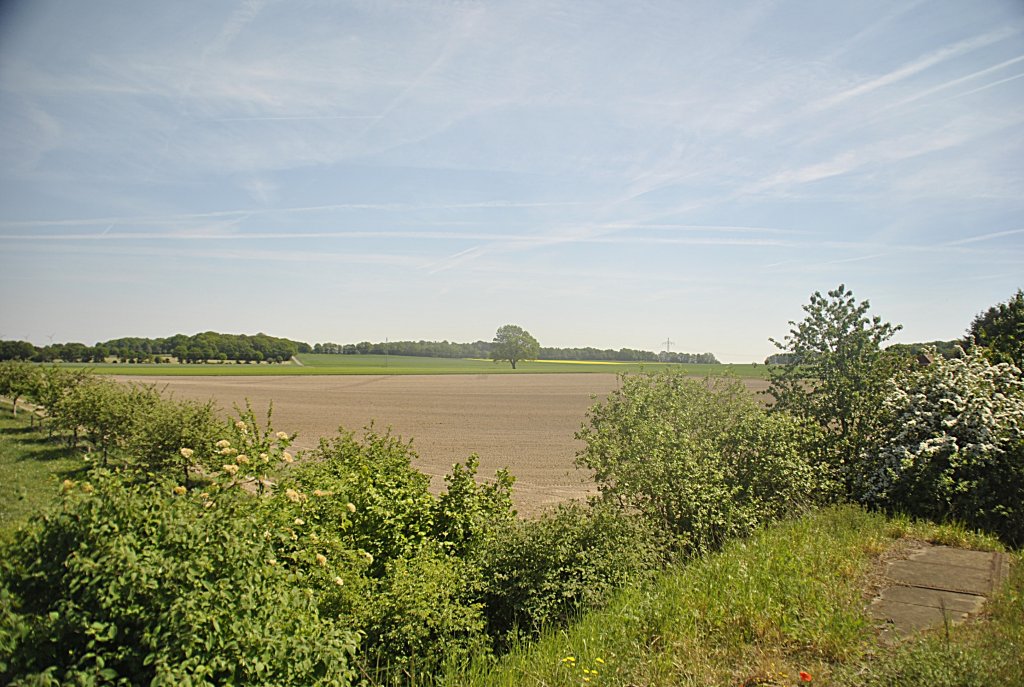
[811, 27, 1019, 112]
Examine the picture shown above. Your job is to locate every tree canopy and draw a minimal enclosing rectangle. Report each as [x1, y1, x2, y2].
[490, 325, 540, 370]
[964, 288, 1024, 368]
[767, 285, 903, 486]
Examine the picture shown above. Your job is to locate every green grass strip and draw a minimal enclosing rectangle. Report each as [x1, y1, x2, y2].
[56, 355, 769, 378]
[460, 506, 1010, 687]
[0, 404, 87, 535]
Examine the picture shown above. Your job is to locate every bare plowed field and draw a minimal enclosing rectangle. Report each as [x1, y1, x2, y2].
[117, 374, 769, 515]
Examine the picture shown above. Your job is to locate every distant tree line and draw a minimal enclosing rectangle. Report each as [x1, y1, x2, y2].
[767, 339, 963, 365]
[0, 332, 311, 364]
[4, 333, 721, 365]
[313, 340, 492, 358]
[312, 339, 720, 363]
[539, 346, 719, 364]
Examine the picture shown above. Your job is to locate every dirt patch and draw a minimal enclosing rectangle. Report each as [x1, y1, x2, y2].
[116, 373, 770, 516]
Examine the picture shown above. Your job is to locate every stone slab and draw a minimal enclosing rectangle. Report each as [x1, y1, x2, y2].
[877, 585, 986, 614]
[871, 599, 970, 637]
[868, 543, 1012, 641]
[885, 559, 993, 595]
[910, 545, 1001, 571]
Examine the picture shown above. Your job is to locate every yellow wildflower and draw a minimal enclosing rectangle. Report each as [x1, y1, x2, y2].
[362, 551, 374, 565]
[294, 518, 305, 526]
[346, 502, 357, 513]
[313, 489, 334, 497]
[222, 464, 239, 476]
[173, 485, 187, 495]
[215, 439, 231, 449]
[236, 454, 250, 464]
[61, 479, 75, 493]
[282, 451, 294, 463]
[259, 452, 269, 463]
[81, 483, 94, 494]
[220, 447, 237, 456]
[315, 553, 327, 566]
[276, 431, 289, 440]
[235, 420, 247, 431]
[285, 488, 304, 503]
[179, 447, 194, 459]
[333, 576, 344, 586]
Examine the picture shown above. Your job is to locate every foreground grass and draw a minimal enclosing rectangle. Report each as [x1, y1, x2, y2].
[0, 406, 86, 535]
[59, 355, 769, 378]
[461, 506, 1018, 687]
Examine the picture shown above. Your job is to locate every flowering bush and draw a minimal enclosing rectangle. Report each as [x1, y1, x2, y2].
[0, 473, 359, 686]
[856, 348, 1024, 545]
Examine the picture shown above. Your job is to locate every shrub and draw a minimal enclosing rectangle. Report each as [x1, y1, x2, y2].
[857, 348, 1024, 545]
[576, 372, 824, 552]
[360, 547, 489, 684]
[127, 395, 221, 485]
[479, 501, 662, 646]
[0, 474, 359, 686]
[283, 428, 519, 678]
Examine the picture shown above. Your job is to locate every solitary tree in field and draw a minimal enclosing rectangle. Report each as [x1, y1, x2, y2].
[491, 324, 539, 369]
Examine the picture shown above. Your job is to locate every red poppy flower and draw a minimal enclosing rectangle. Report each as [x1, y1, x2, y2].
[799, 671, 812, 682]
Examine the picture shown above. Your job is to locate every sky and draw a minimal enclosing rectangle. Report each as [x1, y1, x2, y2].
[1, 0, 1022, 363]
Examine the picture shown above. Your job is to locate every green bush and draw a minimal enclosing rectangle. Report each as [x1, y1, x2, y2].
[479, 501, 662, 646]
[576, 372, 825, 552]
[0, 474, 359, 686]
[857, 348, 1024, 546]
[361, 547, 489, 685]
[127, 395, 221, 485]
[279, 428, 519, 679]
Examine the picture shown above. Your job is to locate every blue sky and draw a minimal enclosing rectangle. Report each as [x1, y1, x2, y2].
[1, 0, 1022, 362]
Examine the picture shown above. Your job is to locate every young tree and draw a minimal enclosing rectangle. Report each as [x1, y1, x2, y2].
[0, 361, 40, 417]
[767, 285, 903, 486]
[964, 288, 1024, 368]
[490, 324, 539, 370]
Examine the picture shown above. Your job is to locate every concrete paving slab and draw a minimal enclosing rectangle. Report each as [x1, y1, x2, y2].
[885, 559, 993, 595]
[910, 545, 1000, 570]
[871, 599, 970, 637]
[878, 585, 987, 614]
[868, 542, 1010, 641]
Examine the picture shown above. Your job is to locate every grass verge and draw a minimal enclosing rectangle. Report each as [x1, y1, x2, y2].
[0, 404, 87, 536]
[458, 506, 1016, 687]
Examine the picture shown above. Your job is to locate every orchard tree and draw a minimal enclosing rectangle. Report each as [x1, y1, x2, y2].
[490, 324, 539, 370]
[964, 289, 1024, 368]
[0, 361, 40, 416]
[768, 285, 903, 484]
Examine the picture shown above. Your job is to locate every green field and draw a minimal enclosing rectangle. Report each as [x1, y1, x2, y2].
[63, 354, 770, 378]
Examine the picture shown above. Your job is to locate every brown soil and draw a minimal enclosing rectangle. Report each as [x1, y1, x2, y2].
[116, 374, 770, 516]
